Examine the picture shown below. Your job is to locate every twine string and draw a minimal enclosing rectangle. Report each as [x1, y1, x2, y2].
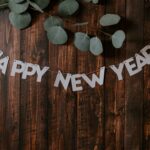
[0, 43, 150, 76]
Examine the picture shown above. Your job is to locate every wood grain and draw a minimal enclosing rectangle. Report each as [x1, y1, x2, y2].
[144, 1, 150, 149]
[76, 2, 105, 150]
[19, 13, 48, 150]
[48, 10, 77, 150]
[0, 1, 149, 150]
[125, 0, 144, 149]
[0, 9, 20, 150]
[104, 0, 126, 149]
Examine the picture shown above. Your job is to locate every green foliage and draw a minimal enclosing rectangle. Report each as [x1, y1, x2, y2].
[74, 32, 90, 52]
[44, 0, 79, 45]
[0, 0, 126, 56]
[9, 12, 31, 29]
[92, 0, 99, 4]
[47, 26, 68, 45]
[44, 16, 68, 44]
[8, 0, 50, 29]
[74, 34, 103, 56]
[112, 30, 126, 48]
[9, 0, 29, 14]
[100, 14, 121, 26]
[33, 0, 50, 9]
[14, 0, 24, 3]
[58, 0, 79, 16]
[44, 16, 64, 31]
[74, 14, 125, 54]
[90, 37, 103, 55]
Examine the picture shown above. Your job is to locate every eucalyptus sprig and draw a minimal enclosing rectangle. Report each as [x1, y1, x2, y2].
[73, 14, 125, 55]
[8, 0, 50, 29]
[0, 0, 126, 56]
[44, 0, 80, 45]
[44, 12, 125, 56]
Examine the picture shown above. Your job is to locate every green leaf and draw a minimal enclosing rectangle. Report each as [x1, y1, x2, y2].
[9, 12, 31, 29]
[83, 0, 91, 2]
[112, 30, 125, 48]
[14, 0, 25, 3]
[92, 0, 99, 4]
[74, 32, 90, 52]
[8, 0, 29, 14]
[28, 1, 44, 13]
[100, 14, 121, 26]
[58, 0, 79, 16]
[47, 26, 68, 45]
[90, 37, 103, 55]
[33, 0, 50, 9]
[44, 16, 63, 31]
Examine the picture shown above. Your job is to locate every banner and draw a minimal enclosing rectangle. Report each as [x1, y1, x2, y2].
[0, 45, 150, 92]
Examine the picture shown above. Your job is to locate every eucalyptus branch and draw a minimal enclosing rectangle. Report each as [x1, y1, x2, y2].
[71, 21, 112, 37]
[4, 0, 125, 56]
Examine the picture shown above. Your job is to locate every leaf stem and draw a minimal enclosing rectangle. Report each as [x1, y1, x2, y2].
[98, 30, 111, 37]
[0, 3, 8, 8]
[28, 0, 44, 13]
[74, 22, 89, 26]
[73, 22, 112, 37]
[72, 22, 112, 37]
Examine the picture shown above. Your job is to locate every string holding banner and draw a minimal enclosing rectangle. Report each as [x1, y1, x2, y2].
[0, 45, 150, 92]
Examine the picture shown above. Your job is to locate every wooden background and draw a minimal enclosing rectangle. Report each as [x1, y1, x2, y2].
[0, 0, 150, 149]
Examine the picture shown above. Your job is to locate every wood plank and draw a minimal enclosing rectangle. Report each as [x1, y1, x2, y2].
[19, 13, 48, 150]
[104, 0, 126, 149]
[0, 10, 20, 150]
[124, 0, 144, 149]
[77, 3, 105, 150]
[143, 1, 150, 149]
[0, 1, 148, 150]
[0, 10, 9, 150]
[48, 15, 77, 150]
[114, 1, 126, 148]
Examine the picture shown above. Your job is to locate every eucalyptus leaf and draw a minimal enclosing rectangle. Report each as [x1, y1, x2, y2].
[112, 30, 125, 48]
[47, 26, 68, 45]
[8, 0, 29, 14]
[44, 16, 63, 31]
[9, 12, 31, 29]
[33, 0, 50, 9]
[100, 14, 121, 26]
[83, 0, 91, 2]
[14, 0, 25, 4]
[74, 32, 90, 51]
[58, 0, 79, 16]
[90, 37, 103, 55]
[92, 0, 99, 4]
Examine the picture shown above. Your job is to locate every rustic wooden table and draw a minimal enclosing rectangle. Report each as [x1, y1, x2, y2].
[0, 0, 149, 150]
